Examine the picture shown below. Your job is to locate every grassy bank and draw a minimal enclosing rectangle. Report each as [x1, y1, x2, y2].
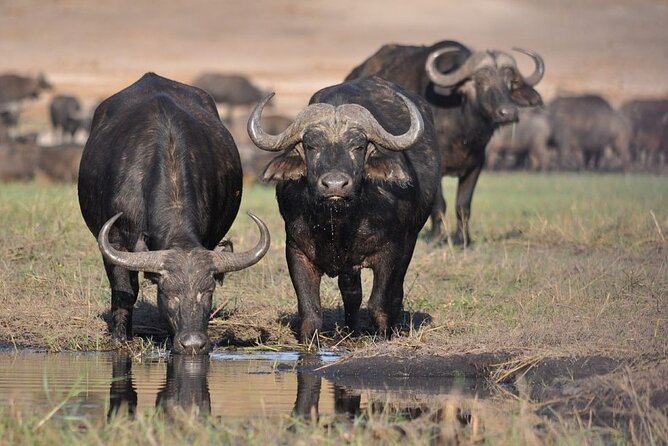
[1, 173, 665, 355]
[0, 172, 666, 444]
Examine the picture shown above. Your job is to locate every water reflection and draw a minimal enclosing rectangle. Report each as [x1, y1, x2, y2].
[292, 352, 489, 426]
[108, 353, 210, 419]
[108, 353, 137, 419]
[292, 355, 361, 422]
[0, 350, 491, 427]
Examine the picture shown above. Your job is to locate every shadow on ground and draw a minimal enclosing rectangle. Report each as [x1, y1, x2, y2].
[279, 307, 433, 339]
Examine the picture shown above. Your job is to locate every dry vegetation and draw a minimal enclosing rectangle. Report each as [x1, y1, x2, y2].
[1, 173, 666, 443]
[3, 174, 665, 354]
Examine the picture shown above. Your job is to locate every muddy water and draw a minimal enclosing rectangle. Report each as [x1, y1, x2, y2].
[0, 350, 490, 423]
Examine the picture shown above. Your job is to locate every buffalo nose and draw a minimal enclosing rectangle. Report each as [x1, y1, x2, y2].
[318, 172, 352, 197]
[175, 332, 210, 355]
[495, 105, 519, 123]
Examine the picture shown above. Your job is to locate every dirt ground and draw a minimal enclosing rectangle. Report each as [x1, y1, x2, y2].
[1, 0, 668, 125]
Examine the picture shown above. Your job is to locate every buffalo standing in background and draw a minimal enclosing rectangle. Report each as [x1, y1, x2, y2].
[548, 95, 631, 170]
[346, 40, 544, 246]
[0, 73, 52, 103]
[249, 76, 440, 341]
[0, 102, 21, 137]
[38, 144, 83, 182]
[50, 95, 85, 142]
[192, 72, 266, 123]
[621, 99, 668, 169]
[78, 73, 270, 355]
[486, 108, 552, 171]
[0, 137, 39, 181]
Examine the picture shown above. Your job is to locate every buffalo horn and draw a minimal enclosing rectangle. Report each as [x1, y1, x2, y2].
[98, 213, 168, 273]
[425, 46, 489, 88]
[248, 93, 331, 152]
[211, 212, 270, 273]
[340, 92, 424, 151]
[512, 47, 545, 86]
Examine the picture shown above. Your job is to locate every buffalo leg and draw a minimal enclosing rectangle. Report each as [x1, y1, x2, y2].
[286, 244, 323, 343]
[367, 242, 414, 337]
[104, 261, 139, 342]
[453, 163, 483, 247]
[108, 352, 137, 420]
[338, 272, 362, 334]
[293, 370, 322, 421]
[426, 180, 446, 243]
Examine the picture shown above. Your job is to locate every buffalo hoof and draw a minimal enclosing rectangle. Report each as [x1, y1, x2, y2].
[423, 229, 447, 245]
[449, 231, 472, 248]
[300, 318, 322, 348]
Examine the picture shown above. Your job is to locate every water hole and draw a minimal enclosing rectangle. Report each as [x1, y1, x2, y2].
[0, 350, 492, 424]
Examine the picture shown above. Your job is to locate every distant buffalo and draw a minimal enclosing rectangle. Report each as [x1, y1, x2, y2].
[38, 144, 83, 182]
[0, 139, 82, 183]
[486, 108, 552, 171]
[50, 95, 85, 142]
[0, 138, 39, 181]
[0, 102, 21, 134]
[548, 95, 631, 170]
[346, 40, 544, 246]
[621, 99, 668, 169]
[192, 72, 267, 123]
[0, 73, 52, 103]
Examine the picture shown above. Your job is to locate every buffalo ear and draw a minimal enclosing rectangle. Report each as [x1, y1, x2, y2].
[364, 144, 412, 187]
[262, 146, 306, 182]
[512, 85, 542, 107]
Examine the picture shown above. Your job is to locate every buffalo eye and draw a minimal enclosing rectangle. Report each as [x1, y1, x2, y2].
[351, 145, 365, 152]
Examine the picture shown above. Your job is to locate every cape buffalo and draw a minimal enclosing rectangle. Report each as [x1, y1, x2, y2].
[621, 99, 668, 169]
[109, 353, 210, 419]
[486, 108, 552, 171]
[192, 72, 267, 123]
[248, 76, 440, 341]
[0, 73, 52, 103]
[78, 73, 270, 355]
[50, 95, 84, 142]
[548, 95, 631, 170]
[346, 40, 544, 246]
[0, 101, 21, 135]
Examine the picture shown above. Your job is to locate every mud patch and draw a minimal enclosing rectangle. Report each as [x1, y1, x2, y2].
[310, 351, 667, 441]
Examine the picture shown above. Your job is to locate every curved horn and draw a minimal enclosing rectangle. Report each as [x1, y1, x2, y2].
[425, 46, 468, 87]
[341, 92, 423, 151]
[98, 213, 169, 273]
[248, 93, 293, 151]
[211, 212, 270, 273]
[248, 93, 334, 152]
[512, 47, 544, 86]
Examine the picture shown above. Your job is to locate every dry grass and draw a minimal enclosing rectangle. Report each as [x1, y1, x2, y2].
[1, 173, 666, 356]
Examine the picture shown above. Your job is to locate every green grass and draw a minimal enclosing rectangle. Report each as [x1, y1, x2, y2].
[0, 173, 666, 353]
[0, 173, 666, 444]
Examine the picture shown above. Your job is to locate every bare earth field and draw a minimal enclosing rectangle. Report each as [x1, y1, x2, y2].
[1, 0, 668, 443]
[2, 0, 668, 129]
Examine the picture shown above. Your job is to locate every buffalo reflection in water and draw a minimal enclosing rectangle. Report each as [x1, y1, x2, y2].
[108, 353, 210, 420]
[107, 352, 478, 426]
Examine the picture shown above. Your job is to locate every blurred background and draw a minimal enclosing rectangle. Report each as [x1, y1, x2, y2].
[1, 0, 667, 179]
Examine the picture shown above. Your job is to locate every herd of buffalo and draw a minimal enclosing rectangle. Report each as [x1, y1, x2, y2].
[1, 39, 667, 354]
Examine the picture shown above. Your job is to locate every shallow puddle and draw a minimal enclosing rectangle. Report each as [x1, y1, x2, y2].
[0, 350, 491, 424]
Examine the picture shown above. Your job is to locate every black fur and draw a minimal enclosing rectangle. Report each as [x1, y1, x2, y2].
[346, 40, 543, 246]
[264, 77, 440, 341]
[78, 73, 243, 354]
